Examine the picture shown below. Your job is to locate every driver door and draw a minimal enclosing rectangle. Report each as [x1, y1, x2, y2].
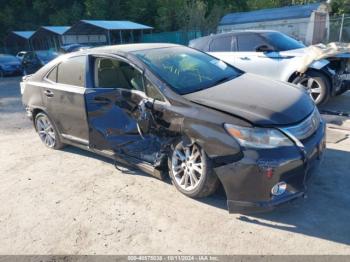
[85, 55, 163, 163]
[234, 33, 281, 79]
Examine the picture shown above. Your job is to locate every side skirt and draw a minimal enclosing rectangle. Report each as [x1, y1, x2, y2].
[60, 138, 165, 180]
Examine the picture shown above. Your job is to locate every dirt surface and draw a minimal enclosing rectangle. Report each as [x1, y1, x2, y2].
[0, 77, 349, 255]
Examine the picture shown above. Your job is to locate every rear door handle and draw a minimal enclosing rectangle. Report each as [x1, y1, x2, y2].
[44, 90, 54, 97]
[239, 57, 250, 61]
[93, 96, 111, 105]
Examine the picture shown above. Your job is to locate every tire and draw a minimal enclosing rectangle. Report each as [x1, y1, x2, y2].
[34, 112, 65, 149]
[168, 141, 219, 198]
[292, 70, 331, 105]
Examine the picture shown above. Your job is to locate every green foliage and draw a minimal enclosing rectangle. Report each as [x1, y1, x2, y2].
[0, 0, 345, 47]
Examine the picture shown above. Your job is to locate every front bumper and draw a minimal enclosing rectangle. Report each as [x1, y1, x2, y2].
[214, 121, 326, 214]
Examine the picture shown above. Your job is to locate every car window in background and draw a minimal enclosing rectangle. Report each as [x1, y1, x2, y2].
[237, 34, 268, 52]
[0, 55, 20, 63]
[133, 46, 242, 95]
[57, 56, 86, 87]
[36, 51, 59, 64]
[210, 36, 233, 52]
[261, 32, 305, 51]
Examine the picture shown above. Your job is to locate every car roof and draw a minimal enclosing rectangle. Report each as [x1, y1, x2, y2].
[87, 43, 180, 54]
[197, 30, 279, 40]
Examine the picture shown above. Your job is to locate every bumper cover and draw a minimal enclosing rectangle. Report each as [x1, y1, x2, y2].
[214, 121, 326, 214]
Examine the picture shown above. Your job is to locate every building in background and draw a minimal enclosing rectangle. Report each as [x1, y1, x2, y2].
[31, 26, 70, 51]
[217, 3, 330, 45]
[4, 31, 35, 54]
[62, 20, 153, 46]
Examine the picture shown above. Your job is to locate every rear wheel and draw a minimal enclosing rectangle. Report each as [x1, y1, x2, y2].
[168, 141, 219, 198]
[292, 70, 331, 105]
[34, 112, 64, 149]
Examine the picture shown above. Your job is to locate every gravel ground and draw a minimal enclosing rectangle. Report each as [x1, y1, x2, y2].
[0, 77, 349, 255]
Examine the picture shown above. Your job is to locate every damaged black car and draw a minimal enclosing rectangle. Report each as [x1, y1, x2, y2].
[21, 44, 326, 213]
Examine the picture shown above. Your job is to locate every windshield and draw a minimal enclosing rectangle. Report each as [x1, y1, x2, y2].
[0, 55, 19, 63]
[36, 51, 58, 62]
[133, 46, 242, 95]
[261, 32, 305, 51]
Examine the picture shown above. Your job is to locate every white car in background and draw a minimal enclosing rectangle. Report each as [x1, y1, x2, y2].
[189, 30, 350, 105]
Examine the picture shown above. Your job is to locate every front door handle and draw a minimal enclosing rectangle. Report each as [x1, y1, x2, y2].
[44, 90, 54, 97]
[239, 57, 250, 61]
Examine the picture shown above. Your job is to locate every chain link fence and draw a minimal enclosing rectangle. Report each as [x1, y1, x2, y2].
[329, 15, 350, 43]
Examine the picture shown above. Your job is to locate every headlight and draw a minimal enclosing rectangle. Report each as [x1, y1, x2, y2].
[224, 123, 293, 148]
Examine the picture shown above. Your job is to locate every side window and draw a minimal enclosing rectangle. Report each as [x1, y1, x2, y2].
[237, 34, 268, 52]
[23, 53, 33, 62]
[94, 57, 144, 91]
[46, 66, 57, 82]
[57, 56, 86, 87]
[145, 79, 165, 102]
[210, 36, 232, 52]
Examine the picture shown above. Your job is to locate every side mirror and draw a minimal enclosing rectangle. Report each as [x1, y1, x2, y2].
[144, 99, 154, 110]
[256, 45, 274, 53]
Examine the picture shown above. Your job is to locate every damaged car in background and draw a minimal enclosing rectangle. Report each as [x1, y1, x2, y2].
[189, 30, 350, 105]
[21, 44, 326, 213]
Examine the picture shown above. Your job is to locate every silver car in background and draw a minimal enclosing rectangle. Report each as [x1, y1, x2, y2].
[190, 30, 350, 105]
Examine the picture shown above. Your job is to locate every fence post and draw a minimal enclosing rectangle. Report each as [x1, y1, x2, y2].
[339, 13, 345, 42]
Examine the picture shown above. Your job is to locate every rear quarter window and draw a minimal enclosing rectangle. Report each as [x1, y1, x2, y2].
[57, 56, 86, 87]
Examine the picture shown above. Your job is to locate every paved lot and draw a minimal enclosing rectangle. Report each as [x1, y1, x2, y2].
[0, 77, 349, 254]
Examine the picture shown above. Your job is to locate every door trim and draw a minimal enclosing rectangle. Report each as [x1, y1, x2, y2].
[61, 133, 89, 145]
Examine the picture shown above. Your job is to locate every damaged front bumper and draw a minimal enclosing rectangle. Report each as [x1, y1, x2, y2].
[214, 120, 326, 214]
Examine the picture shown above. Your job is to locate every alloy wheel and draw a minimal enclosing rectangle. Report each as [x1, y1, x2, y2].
[297, 77, 323, 103]
[36, 115, 56, 148]
[171, 143, 204, 191]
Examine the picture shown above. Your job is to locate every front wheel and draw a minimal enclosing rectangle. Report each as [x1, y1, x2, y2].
[292, 71, 331, 105]
[168, 141, 219, 198]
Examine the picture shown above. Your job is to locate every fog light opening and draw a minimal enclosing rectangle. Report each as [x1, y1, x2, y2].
[271, 182, 287, 196]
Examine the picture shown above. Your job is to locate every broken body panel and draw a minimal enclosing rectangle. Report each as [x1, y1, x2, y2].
[21, 44, 326, 213]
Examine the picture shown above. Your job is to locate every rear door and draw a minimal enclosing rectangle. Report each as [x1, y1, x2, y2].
[44, 55, 89, 145]
[207, 35, 236, 65]
[85, 55, 162, 163]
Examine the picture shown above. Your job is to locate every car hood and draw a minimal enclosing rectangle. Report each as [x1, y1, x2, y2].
[183, 73, 315, 126]
[0, 61, 21, 67]
[280, 46, 350, 58]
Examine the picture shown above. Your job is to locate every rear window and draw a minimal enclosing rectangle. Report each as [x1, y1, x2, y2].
[57, 56, 86, 87]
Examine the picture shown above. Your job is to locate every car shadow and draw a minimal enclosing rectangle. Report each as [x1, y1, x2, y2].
[61, 136, 350, 245]
[61, 146, 159, 178]
[200, 147, 350, 246]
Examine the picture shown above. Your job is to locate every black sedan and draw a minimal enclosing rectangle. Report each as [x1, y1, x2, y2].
[22, 50, 59, 75]
[21, 44, 326, 213]
[0, 54, 23, 77]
